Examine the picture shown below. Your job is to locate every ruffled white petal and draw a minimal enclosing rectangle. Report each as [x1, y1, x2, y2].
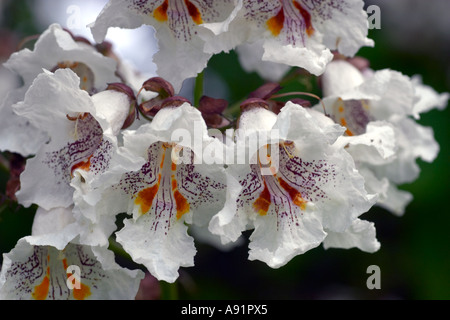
[90, 0, 236, 92]
[14, 69, 129, 212]
[323, 219, 380, 253]
[116, 214, 195, 283]
[0, 24, 118, 156]
[92, 103, 226, 282]
[235, 41, 291, 82]
[202, 0, 372, 75]
[358, 166, 413, 216]
[335, 121, 397, 165]
[369, 118, 439, 184]
[0, 237, 144, 300]
[411, 75, 449, 118]
[211, 102, 376, 267]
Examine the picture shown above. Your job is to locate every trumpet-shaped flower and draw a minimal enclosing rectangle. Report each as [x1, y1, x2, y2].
[318, 59, 448, 215]
[0, 24, 119, 156]
[90, 102, 226, 282]
[90, 0, 237, 92]
[209, 101, 376, 268]
[0, 205, 144, 300]
[202, 0, 373, 76]
[0, 237, 144, 300]
[14, 69, 129, 218]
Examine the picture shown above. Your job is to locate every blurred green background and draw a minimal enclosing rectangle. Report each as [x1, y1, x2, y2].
[0, 0, 448, 300]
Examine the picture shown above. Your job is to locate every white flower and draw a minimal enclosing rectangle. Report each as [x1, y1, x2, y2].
[0, 24, 119, 156]
[209, 101, 376, 268]
[0, 236, 144, 300]
[0, 205, 144, 300]
[89, 0, 237, 92]
[13, 69, 129, 216]
[202, 0, 373, 76]
[235, 41, 291, 82]
[318, 59, 448, 215]
[323, 218, 380, 253]
[90, 102, 226, 282]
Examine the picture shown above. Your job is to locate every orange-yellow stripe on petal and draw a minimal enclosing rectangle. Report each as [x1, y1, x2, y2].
[267, 7, 285, 36]
[278, 177, 307, 210]
[73, 282, 91, 300]
[340, 118, 354, 136]
[253, 180, 272, 216]
[184, 0, 203, 24]
[135, 176, 160, 215]
[32, 266, 50, 300]
[154, 0, 169, 22]
[174, 189, 190, 220]
[170, 172, 190, 220]
[293, 1, 315, 37]
[71, 155, 92, 176]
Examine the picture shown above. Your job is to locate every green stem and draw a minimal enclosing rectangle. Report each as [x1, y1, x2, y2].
[193, 71, 204, 107]
[160, 281, 179, 300]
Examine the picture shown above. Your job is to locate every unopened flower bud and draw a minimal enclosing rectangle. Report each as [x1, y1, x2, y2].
[240, 98, 270, 113]
[141, 77, 174, 99]
[198, 96, 230, 128]
[249, 83, 282, 100]
[138, 77, 176, 117]
[107, 82, 137, 129]
[160, 96, 191, 109]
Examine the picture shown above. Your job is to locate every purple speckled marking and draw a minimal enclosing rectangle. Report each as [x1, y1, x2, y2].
[237, 142, 338, 229]
[116, 141, 225, 234]
[128, 0, 233, 41]
[43, 114, 112, 184]
[243, 0, 348, 46]
[3, 244, 109, 300]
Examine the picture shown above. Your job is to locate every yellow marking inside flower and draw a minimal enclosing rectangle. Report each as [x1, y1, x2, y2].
[135, 174, 161, 215]
[154, 0, 169, 22]
[253, 180, 271, 216]
[267, 7, 285, 36]
[293, 1, 315, 37]
[184, 0, 203, 24]
[171, 163, 190, 220]
[32, 265, 50, 300]
[71, 155, 93, 177]
[278, 177, 307, 210]
[62, 258, 91, 300]
[72, 282, 91, 300]
[340, 118, 354, 136]
[62, 258, 69, 271]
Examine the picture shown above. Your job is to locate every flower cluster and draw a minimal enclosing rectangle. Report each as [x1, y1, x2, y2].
[0, 1, 448, 299]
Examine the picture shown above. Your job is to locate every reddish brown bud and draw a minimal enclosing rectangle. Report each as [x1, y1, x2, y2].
[249, 82, 283, 100]
[141, 77, 175, 99]
[198, 96, 228, 114]
[107, 83, 136, 100]
[63, 28, 93, 46]
[95, 41, 115, 57]
[160, 96, 191, 109]
[198, 96, 230, 128]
